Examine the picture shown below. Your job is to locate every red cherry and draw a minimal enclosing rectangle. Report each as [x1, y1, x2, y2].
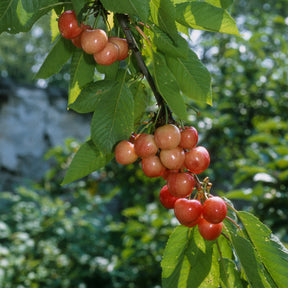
[154, 124, 181, 150]
[109, 37, 129, 60]
[160, 146, 185, 170]
[174, 198, 202, 227]
[161, 168, 179, 180]
[184, 146, 210, 174]
[58, 10, 82, 39]
[167, 172, 196, 198]
[179, 126, 198, 149]
[141, 155, 165, 178]
[198, 218, 223, 241]
[115, 140, 138, 165]
[134, 134, 158, 158]
[93, 42, 119, 65]
[159, 185, 178, 209]
[202, 196, 227, 224]
[81, 28, 108, 54]
[71, 24, 91, 48]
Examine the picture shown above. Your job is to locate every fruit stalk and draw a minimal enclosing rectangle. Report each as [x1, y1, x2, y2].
[116, 13, 174, 127]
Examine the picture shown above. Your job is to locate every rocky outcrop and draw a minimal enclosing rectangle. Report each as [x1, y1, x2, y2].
[0, 78, 90, 190]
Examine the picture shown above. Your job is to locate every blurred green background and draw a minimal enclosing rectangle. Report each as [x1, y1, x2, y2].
[0, 0, 287, 287]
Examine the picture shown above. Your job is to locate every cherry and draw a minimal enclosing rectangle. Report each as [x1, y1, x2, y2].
[58, 10, 82, 39]
[174, 198, 202, 227]
[109, 37, 129, 60]
[134, 133, 158, 158]
[81, 28, 108, 54]
[71, 24, 91, 48]
[160, 146, 185, 170]
[179, 126, 198, 149]
[184, 146, 210, 174]
[93, 42, 119, 65]
[159, 185, 178, 209]
[202, 196, 227, 224]
[161, 168, 179, 180]
[141, 155, 166, 178]
[154, 124, 181, 150]
[114, 140, 138, 165]
[167, 172, 196, 198]
[198, 218, 223, 241]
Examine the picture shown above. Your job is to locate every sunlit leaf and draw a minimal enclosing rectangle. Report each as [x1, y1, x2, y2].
[238, 212, 288, 288]
[166, 49, 212, 105]
[68, 50, 95, 105]
[175, 2, 239, 35]
[62, 140, 113, 185]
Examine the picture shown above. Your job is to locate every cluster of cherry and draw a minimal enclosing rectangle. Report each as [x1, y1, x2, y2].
[58, 10, 129, 65]
[115, 124, 227, 240]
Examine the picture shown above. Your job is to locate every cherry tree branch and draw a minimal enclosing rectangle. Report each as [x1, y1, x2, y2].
[116, 13, 174, 126]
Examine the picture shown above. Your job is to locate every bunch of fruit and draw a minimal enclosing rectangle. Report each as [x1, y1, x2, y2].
[58, 10, 129, 65]
[115, 124, 227, 240]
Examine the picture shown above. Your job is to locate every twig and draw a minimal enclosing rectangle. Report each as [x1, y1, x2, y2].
[115, 13, 174, 126]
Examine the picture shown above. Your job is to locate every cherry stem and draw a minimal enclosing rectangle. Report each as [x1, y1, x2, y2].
[225, 201, 238, 214]
[116, 13, 175, 127]
[225, 216, 241, 230]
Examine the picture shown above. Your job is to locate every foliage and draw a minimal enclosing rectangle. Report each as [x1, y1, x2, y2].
[1, 0, 288, 287]
[193, 0, 288, 241]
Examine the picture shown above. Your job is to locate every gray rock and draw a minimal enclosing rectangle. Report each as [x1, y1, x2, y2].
[0, 78, 90, 190]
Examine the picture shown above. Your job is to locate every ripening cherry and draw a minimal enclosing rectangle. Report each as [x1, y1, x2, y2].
[93, 42, 119, 65]
[109, 37, 129, 60]
[134, 133, 158, 158]
[179, 126, 198, 150]
[115, 140, 138, 165]
[159, 185, 178, 209]
[174, 198, 202, 227]
[71, 24, 91, 48]
[141, 155, 166, 178]
[160, 146, 185, 170]
[161, 168, 179, 180]
[81, 28, 108, 54]
[184, 146, 210, 174]
[58, 10, 82, 39]
[198, 218, 223, 241]
[154, 124, 181, 150]
[167, 172, 196, 198]
[202, 196, 227, 224]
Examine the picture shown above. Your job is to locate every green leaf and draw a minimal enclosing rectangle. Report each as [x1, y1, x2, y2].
[96, 61, 120, 80]
[229, 230, 274, 288]
[68, 50, 95, 105]
[129, 81, 150, 125]
[152, 26, 188, 58]
[166, 49, 212, 105]
[50, 9, 59, 43]
[69, 80, 118, 113]
[0, 0, 58, 34]
[161, 226, 220, 288]
[153, 52, 188, 120]
[150, 0, 178, 40]
[175, 2, 240, 35]
[35, 37, 73, 79]
[100, 0, 149, 23]
[90, 74, 134, 153]
[205, 0, 234, 9]
[238, 211, 288, 288]
[220, 258, 246, 288]
[62, 140, 113, 185]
